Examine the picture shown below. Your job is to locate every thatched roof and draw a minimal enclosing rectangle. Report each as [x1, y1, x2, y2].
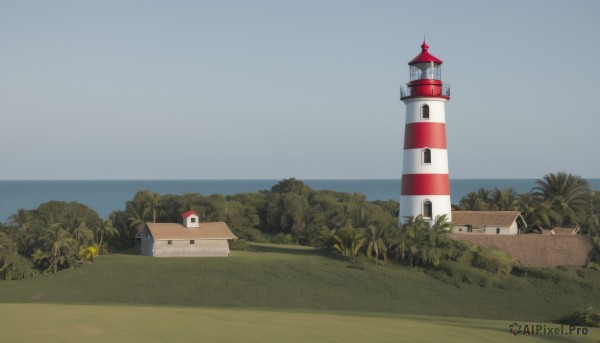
[143, 222, 237, 241]
[451, 211, 524, 229]
[450, 234, 595, 267]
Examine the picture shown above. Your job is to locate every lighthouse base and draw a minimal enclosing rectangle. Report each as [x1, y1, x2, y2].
[399, 195, 452, 224]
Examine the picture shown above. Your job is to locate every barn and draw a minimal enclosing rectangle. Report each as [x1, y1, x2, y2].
[137, 211, 237, 257]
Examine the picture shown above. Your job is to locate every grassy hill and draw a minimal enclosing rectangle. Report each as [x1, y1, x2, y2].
[1, 243, 599, 323]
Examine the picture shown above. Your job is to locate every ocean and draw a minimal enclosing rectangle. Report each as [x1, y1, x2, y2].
[1, 179, 599, 222]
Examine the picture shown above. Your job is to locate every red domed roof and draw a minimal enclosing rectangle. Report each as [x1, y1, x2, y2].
[408, 41, 443, 65]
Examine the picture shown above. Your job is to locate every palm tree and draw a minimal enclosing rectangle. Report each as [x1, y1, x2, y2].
[128, 207, 150, 239]
[94, 219, 119, 254]
[490, 188, 520, 211]
[8, 209, 30, 229]
[391, 215, 451, 268]
[7, 209, 35, 256]
[67, 218, 94, 246]
[313, 226, 337, 249]
[582, 190, 600, 237]
[533, 172, 590, 226]
[144, 191, 163, 223]
[519, 192, 560, 228]
[0, 232, 22, 279]
[459, 191, 490, 210]
[363, 225, 387, 263]
[41, 224, 77, 273]
[393, 216, 428, 267]
[332, 226, 366, 257]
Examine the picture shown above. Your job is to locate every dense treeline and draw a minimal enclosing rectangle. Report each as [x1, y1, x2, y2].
[456, 172, 600, 236]
[0, 202, 116, 279]
[109, 177, 399, 249]
[1, 173, 599, 280]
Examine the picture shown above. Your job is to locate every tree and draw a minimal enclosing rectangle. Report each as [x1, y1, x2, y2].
[332, 226, 366, 257]
[518, 192, 560, 228]
[79, 246, 98, 264]
[270, 178, 310, 195]
[128, 207, 150, 238]
[6, 209, 36, 256]
[41, 224, 77, 273]
[94, 219, 119, 254]
[581, 191, 600, 237]
[8, 208, 30, 229]
[0, 232, 22, 279]
[313, 226, 337, 248]
[533, 172, 590, 226]
[67, 218, 94, 246]
[490, 188, 520, 211]
[364, 225, 387, 263]
[459, 191, 490, 210]
[391, 215, 451, 268]
[143, 191, 163, 223]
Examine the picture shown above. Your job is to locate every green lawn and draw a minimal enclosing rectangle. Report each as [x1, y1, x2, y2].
[1, 243, 599, 323]
[0, 303, 598, 343]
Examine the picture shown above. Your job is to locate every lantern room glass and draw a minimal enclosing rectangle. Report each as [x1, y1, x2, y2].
[410, 62, 441, 81]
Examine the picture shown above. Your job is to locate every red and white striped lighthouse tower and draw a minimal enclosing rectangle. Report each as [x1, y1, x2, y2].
[399, 41, 451, 223]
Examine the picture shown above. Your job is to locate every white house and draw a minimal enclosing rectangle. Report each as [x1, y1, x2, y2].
[137, 210, 237, 257]
[451, 211, 527, 235]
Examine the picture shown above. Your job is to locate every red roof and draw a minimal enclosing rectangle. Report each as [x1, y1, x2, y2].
[181, 210, 200, 218]
[408, 41, 443, 65]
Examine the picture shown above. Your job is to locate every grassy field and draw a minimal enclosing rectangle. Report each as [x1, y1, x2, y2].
[0, 303, 598, 343]
[1, 243, 599, 323]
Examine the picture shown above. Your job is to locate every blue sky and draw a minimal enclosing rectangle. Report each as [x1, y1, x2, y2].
[1, 0, 599, 179]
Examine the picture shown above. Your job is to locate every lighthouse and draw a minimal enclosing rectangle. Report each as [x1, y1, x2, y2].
[399, 41, 451, 224]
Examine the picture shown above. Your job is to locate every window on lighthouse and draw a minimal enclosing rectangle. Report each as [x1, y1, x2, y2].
[421, 104, 430, 119]
[423, 201, 432, 219]
[423, 148, 432, 164]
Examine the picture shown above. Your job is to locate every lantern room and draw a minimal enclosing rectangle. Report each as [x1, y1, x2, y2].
[408, 41, 443, 81]
[410, 62, 441, 81]
[400, 41, 450, 100]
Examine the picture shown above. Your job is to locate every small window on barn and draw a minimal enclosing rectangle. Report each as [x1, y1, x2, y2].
[496, 228, 500, 234]
[423, 148, 431, 164]
[168, 240, 172, 245]
[458, 228, 462, 232]
[190, 240, 195, 245]
[423, 201, 432, 218]
[467, 226, 473, 233]
[421, 104, 430, 119]
[191, 217, 196, 223]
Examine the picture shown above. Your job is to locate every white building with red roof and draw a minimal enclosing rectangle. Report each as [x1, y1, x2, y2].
[137, 211, 237, 257]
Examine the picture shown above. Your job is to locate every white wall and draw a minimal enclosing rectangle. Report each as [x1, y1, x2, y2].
[452, 221, 518, 235]
[183, 214, 200, 228]
[152, 239, 230, 257]
[399, 195, 452, 224]
[403, 98, 447, 124]
[401, 148, 449, 174]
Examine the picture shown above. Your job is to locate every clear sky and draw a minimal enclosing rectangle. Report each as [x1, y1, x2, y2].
[1, 0, 599, 180]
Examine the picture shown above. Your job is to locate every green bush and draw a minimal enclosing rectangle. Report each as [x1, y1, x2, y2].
[559, 307, 600, 328]
[232, 228, 268, 243]
[1, 257, 38, 281]
[471, 246, 514, 275]
[270, 233, 294, 245]
[428, 261, 490, 288]
[585, 261, 600, 272]
[229, 239, 249, 251]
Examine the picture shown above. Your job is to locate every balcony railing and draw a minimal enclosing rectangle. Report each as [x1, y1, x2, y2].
[400, 84, 451, 99]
